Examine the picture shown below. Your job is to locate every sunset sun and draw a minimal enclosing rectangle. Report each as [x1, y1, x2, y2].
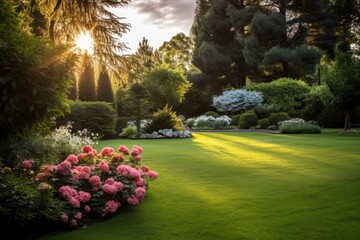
[75, 32, 94, 54]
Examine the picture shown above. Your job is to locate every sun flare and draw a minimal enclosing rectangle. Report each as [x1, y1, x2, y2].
[75, 32, 94, 54]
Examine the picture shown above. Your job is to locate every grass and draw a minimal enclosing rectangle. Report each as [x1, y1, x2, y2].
[42, 132, 360, 240]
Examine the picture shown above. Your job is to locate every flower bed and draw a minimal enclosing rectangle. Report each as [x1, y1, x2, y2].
[18, 144, 158, 228]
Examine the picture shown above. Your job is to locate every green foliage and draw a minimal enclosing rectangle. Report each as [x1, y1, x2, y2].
[204, 111, 220, 118]
[247, 78, 310, 112]
[253, 104, 277, 120]
[279, 120, 322, 134]
[119, 125, 137, 139]
[115, 117, 130, 134]
[302, 85, 333, 121]
[268, 112, 290, 127]
[142, 67, 191, 109]
[97, 69, 114, 102]
[0, 33, 75, 140]
[115, 88, 127, 117]
[317, 107, 345, 128]
[144, 105, 185, 133]
[258, 118, 270, 129]
[239, 111, 258, 129]
[57, 101, 116, 138]
[78, 55, 96, 101]
[231, 114, 242, 126]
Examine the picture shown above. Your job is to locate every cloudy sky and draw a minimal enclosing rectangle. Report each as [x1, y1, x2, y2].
[112, 0, 196, 54]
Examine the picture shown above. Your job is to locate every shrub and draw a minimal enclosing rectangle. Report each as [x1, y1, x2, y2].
[253, 104, 278, 120]
[186, 115, 231, 129]
[213, 89, 263, 112]
[5, 144, 158, 229]
[247, 78, 310, 112]
[268, 112, 290, 127]
[143, 105, 184, 133]
[120, 125, 138, 139]
[317, 107, 345, 128]
[115, 117, 130, 134]
[231, 114, 242, 126]
[239, 112, 258, 129]
[57, 101, 116, 138]
[279, 119, 321, 134]
[204, 111, 220, 118]
[258, 118, 270, 129]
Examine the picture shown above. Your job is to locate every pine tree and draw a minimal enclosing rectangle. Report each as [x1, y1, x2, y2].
[68, 73, 77, 100]
[97, 68, 114, 102]
[78, 54, 96, 101]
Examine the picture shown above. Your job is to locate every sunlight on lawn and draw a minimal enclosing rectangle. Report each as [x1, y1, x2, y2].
[192, 133, 322, 178]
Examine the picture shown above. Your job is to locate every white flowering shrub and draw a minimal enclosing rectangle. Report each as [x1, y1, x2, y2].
[213, 89, 263, 112]
[185, 115, 232, 129]
[46, 122, 100, 154]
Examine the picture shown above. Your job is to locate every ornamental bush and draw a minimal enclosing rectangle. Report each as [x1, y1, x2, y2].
[239, 111, 258, 129]
[57, 101, 116, 138]
[279, 118, 321, 134]
[213, 89, 263, 112]
[3, 144, 158, 229]
[143, 105, 184, 134]
[268, 112, 290, 127]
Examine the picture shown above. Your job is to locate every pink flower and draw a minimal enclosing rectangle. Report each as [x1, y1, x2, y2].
[84, 205, 91, 213]
[105, 200, 120, 213]
[68, 196, 81, 208]
[59, 185, 77, 199]
[82, 145, 93, 153]
[112, 153, 125, 162]
[100, 147, 114, 156]
[87, 151, 96, 158]
[102, 184, 118, 195]
[89, 175, 101, 187]
[60, 213, 68, 222]
[133, 178, 146, 187]
[130, 148, 139, 156]
[134, 155, 142, 161]
[134, 187, 146, 200]
[77, 191, 91, 202]
[74, 211, 83, 220]
[118, 145, 129, 155]
[146, 171, 159, 180]
[133, 145, 143, 154]
[21, 160, 32, 169]
[57, 161, 71, 175]
[66, 154, 78, 165]
[113, 181, 124, 191]
[141, 165, 150, 172]
[71, 169, 80, 180]
[105, 177, 115, 185]
[70, 219, 77, 227]
[98, 160, 109, 173]
[77, 153, 87, 160]
[127, 196, 140, 206]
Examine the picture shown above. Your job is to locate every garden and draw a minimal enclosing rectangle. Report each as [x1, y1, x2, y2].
[1, 0, 360, 239]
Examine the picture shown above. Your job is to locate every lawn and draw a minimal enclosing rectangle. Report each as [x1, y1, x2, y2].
[42, 132, 360, 240]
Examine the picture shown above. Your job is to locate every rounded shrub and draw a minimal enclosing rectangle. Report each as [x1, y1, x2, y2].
[317, 107, 344, 128]
[239, 112, 258, 129]
[231, 114, 242, 126]
[57, 101, 116, 138]
[268, 112, 290, 127]
[258, 118, 270, 129]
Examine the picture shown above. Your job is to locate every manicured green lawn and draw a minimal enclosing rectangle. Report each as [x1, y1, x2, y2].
[42, 132, 360, 240]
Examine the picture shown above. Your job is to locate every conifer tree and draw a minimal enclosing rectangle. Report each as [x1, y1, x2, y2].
[97, 68, 114, 102]
[78, 54, 96, 101]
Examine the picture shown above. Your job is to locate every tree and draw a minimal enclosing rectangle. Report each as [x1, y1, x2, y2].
[142, 67, 192, 109]
[192, 0, 256, 89]
[124, 83, 152, 135]
[78, 54, 96, 101]
[213, 89, 263, 112]
[0, 0, 75, 139]
[240, 0, 323, 81]
[325, 51, 360, 130]
[67, 73, 77, 100]
[159, 33, 194, 72]
[97, 68, 114, 103]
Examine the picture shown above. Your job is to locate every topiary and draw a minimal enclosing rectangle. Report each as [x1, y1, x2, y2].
[258, 118, 270, 129]
[231, 114, 242, 126]
[239, 111, 258, 129]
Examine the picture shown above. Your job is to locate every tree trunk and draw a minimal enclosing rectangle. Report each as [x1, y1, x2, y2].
[344, 105, 351, 131]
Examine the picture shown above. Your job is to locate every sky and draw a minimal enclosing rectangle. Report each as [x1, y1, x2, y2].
[111, 0, 196, 54]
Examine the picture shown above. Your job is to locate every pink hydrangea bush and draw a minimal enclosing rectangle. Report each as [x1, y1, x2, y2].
[21, 144, 158, 227]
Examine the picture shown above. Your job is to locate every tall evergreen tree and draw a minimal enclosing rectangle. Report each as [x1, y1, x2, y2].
[97, 68, 114, 102]
[241, 0, 323, 81]
[78, 54, 96, 101]
[68, 73, 77, 100]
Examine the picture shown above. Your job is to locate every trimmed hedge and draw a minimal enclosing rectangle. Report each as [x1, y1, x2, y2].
[239, 112, 258, 129]
[57, 101, 116, 138]
[268, 112, 290, 127]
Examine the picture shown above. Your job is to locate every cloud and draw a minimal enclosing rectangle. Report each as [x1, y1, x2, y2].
[132, 0, 195, 29]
